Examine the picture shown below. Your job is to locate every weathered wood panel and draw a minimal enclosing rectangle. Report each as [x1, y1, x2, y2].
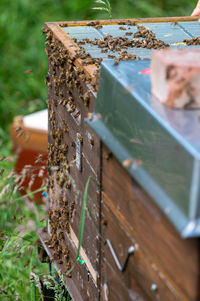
[102, 145, 200, 301]
[38, 228, 99, 301]
[101, 202, 186, 301]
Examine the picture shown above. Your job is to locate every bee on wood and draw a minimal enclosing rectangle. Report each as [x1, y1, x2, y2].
[35, 153, 44, 164]
[119, 26, 126, 30]
[63, 125, 69, 133]
[78, 135, 83, 143]
[95, 24, 103, 29]
[74, 111, 80, 118]
[70, 141, 75, 148]
[65, 263, 71, 271]
[89, 138, 94, 146]
[105, 152, 112, 160]
[15, 127, 22, 133]
[16, 131, 24, 138]
[65, 182, 71, 189]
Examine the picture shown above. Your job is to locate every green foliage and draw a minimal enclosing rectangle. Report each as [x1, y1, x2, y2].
[43, 271, 72, 301]
[92, 0, 112, 18]
[0, 158, 47, 300]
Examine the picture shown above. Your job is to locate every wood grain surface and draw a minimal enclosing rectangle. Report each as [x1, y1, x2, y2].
[102, 145, 200, 300]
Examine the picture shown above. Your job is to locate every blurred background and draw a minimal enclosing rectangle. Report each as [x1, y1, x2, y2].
[0, 0, 197, 156]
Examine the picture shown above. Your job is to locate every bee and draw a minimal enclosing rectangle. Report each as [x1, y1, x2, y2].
[101, 48, 108, 53]
[65, 223, 70, 233]
[95, 24, 103, 29]
[15, 127, 22, 132]
[64, 253, 69, 261]
[45, 75, 50, 85]
[52, 99, 57, 106]
[70, 202, 75, 211]
[46, 256, 50, 263]
[89, 138, 94, 146]
[123, 158, 132, 167]
[63, 199, 69, 206]
[172, 21, 178, 26]
[87, 112, 93, 120]
[105, 152, 112, 160]
[65, 182, 71, 189]
[60, 144, 68, 153]
[35, 153, 44, 164]
[65, 263, 71, 271]
[63, 125, 69, 132]
[107, 54, 115, 59]
[44, 48, 49, 56]
[58, 231, 64, 240]
[74, 111, 80, 118]
[70, 141, 75, 148]
[114, 58, 119, 66]
[101, 219, 108, 226]
[78, 135, 83, 143]
[125, 32, 132, 36]
[16, 131, 24, 138]
[0, 169, 4, 176]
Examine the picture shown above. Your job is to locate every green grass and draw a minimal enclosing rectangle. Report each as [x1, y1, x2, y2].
[0, 157, 48, 300]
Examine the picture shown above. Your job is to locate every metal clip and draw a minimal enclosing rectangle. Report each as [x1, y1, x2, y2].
[106, 239, 134, 272]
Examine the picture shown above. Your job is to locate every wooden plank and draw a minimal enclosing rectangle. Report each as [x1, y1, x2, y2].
[101, 202, 187, 301]
[46, 27, 101, 295]
[69, 225, 98, 284]
[102, 145, 200, 300]
[38, 228, 99, 301]
[37, 228, 83, 301]
[45, 16, 199, 28]
[44, 23, 98, 88]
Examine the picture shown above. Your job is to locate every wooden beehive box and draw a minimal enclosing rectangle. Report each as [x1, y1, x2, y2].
[38, 16, 200, 301]
[10, 110, 48, 203]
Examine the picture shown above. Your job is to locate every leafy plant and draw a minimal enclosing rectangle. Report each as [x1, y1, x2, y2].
[92, 0, 112, 18]
[42, 271, 72, 301]
[0, 156, 48, 300]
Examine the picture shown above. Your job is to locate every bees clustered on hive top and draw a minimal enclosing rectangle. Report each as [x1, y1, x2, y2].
[184, 36, 200, 45]
[74, 23, 169, 65]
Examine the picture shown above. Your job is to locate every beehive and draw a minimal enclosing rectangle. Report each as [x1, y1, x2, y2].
[10, 110, 48, 203]
[38, 16, 200, 300]
[88, 59, 200, 301]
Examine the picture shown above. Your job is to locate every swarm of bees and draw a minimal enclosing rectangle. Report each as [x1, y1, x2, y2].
[74, 24, 169, 68]
[183, 36, 200, 45]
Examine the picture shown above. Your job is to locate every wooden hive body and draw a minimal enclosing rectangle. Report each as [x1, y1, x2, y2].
[10, 110, 48, 203]
[38, 16, 200, 301]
